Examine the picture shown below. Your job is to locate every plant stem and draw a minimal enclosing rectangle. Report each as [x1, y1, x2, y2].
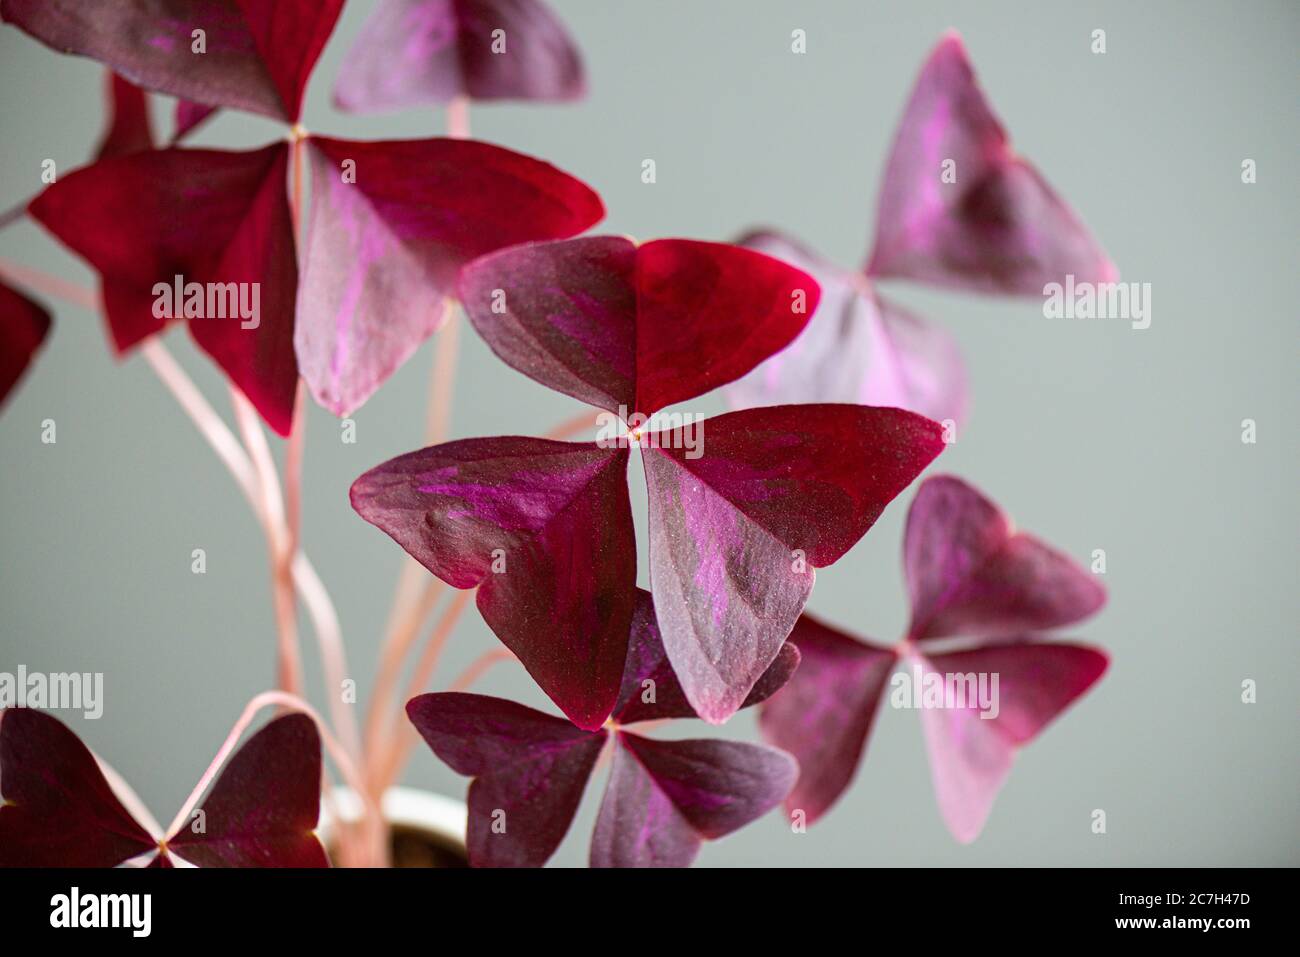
[448, 648, 516, 692]
[544, 410, 601, 440]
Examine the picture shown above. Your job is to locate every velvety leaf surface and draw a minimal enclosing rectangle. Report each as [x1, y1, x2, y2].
[458, 237, 819, 418]
[866, 32, 1115, 294]
[0, 280, 53, 409]
[28, 143, 299, 434]
[590, 732, 796, 867]
[904, 475, 1106, 642]
[167, 713, 326, 867]
[611, 588, 801, 725]
[1, 0, 343, 123]
[94, 72, 154, 160]
[912, 641, 1108, 842]
[0, 709, 157, 867]
[352, 438, 635, 729]
[407, 693, 606, 867]
[642, 404, 944, 723]
[757, 614, 898, 824]
[727, 231, 969, 425]
[297, 135, 603, 416]
[334, 0, 585, 112]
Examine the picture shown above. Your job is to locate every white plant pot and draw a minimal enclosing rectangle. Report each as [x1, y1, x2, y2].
[320, 786, 468, 867]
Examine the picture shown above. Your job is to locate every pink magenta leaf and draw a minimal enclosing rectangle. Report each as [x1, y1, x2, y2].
[589, 732, 796, 868]
[351, 438, 636, 730]
[0, 708, 157, 867]
[0, 280, 53, 411]
[642, 404, 944, 724]
[28, 143, 299, 435]
[727, 230, 969, 426]
[867, 32, 1116, 294]
[334, 0, 585, 113]
[757, 614, 898, 824]
[166, 713, 327, 867]
[458, 236, 820, 418]
[1, 0, 343, 123]
[173, 99, 218, 141]
[94, 72, 155, 161]
[913, 641, 1108, 842]
[611, 588, 801, 725]
[406, 692, 606, 868]
[904, 474, 1106, 642]
[296, 135, 604, 417]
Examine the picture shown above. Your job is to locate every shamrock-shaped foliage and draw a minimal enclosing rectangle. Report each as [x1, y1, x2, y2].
[334, 0, 585, 113]
[0, 280, 51, 410]
[5, 0, 604, 433]
[0, 708, 327, 867]
[728, 32, 1116, 426]
[353, 236, 946, 730]
[759, 475, 1108, 842]
[407, 589, 800, 867]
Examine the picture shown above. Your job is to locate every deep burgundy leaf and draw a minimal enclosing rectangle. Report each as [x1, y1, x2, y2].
[1, 0, 343, 123]
[28, 143, 299, 435]
[94, 72, 154, 160]
[727, 230, 969, 426]
[458, 236, 819, 418]
[866, 32, 1115, 294]
[352, 438, 635, 730]
[167, 713, 327, 867]
[904, 475, 1106, 642]
[297, 135, 603, 416]
[406, 693, 606, 867]
[173, 99, 218, 141]
[0, 709, 157, 867]
[334, 0, 585, 113]
[0, 280, 53, 409]
[611, 588, 801, 725]
[912, 641, 1108, 842]
[642, 404, 944, 723]
[757, 614, 897, 824]
[590, 732, 796, 867]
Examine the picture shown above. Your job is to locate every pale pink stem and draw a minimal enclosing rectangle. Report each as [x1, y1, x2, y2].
[425, 312, 460, 445]
[0, 257, 97, 310]
[544, 410, 600, 440]
[293, 552, 362, 761]
[95, 755, 165, 840]
[0, 200, 28, 232]
[448, 648, 516, 692]
[446, 96, 471, 139]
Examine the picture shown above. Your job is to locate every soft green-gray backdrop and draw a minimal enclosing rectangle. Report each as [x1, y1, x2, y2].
[2, 1, 1296, 866]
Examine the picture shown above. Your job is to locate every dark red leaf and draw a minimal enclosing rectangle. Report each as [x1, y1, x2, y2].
[2, 0, 343, 123]
[173, 99, 218, 141]
[297, 135, 604, 416]
[589, 732, 796, 867]
[167, 713, 327, 867]
[406, 693, 606, 867]
[0, 280, 53, 409]
[458, 236, 819, 418]
[0, 709, 157, 867]
[352, 438, 635, 730]
[611, 588, 801, 725]
[28, 144, 299, 435]
[94, 72, 154, 161]
[641, 404, 944, 723]
[334, 0, 585, 113]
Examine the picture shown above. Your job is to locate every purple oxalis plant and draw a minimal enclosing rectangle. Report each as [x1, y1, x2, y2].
[758, 474, 1108, 843]
[727, 33, 1116, 428]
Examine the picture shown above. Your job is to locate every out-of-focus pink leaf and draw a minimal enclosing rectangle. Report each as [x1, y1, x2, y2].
[406, 693, 606, 868]
[611, 588, 801, 725]
[297, 136, 603, 416]
[94, 72, 154, 160]
[167, 713, 327, 867]
[28, 144, 299, 435]
[0, 708, 157, 867]
[458, 236, 819, 418]
[173, 99, 217, 141]
[590, 732, 796, 867]
[352, 438, 635, 730]
[904, 475, 1106, 642]
[758, 614, 897, 824]
[0, 280, 52, 410]
[334, 0, 585, 113]
[1, 0, 343, 123]
[642, 404, 944, 724]
[912, 641, 1108, 842]
[727, 230, 969, 425]
[867, 32, 1116, 294]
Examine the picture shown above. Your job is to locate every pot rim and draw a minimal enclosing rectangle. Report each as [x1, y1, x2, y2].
[320, 785, 467, 850]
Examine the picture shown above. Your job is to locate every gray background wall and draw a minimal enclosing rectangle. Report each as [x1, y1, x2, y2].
[1, 1, 1296, 866]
